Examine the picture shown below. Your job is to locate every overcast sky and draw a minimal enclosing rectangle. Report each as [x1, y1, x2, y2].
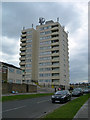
[1, 0, 89, 83]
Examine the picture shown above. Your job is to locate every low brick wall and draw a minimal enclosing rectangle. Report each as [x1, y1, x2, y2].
[2, 83, 37, 94]
[28, 84, 37, 92]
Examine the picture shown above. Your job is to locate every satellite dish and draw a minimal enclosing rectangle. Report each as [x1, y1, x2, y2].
[39, 17, 45, 25]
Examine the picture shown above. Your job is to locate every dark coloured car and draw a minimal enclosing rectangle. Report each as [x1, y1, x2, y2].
[72, 88, 83, 97]
[51, 90, 71, 103]
[83, 88, 90, 94]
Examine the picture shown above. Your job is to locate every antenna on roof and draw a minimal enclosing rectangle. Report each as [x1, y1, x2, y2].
[39, 17, 45, 25]
[32, 24, 33, 28]
[57, 17, 59, 22]
[23, 27, 25, 30]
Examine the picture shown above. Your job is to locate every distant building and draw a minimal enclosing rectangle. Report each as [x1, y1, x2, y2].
[0, 62, 23, 84]
[20, 18, 69, 89]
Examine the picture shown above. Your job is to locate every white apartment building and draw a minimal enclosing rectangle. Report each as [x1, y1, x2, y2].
[20, 19, 69, 89]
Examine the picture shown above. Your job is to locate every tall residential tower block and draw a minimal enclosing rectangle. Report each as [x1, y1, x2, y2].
[19, 19, 69, 89]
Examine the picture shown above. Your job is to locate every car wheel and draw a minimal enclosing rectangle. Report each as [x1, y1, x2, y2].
[52, 100, 55, 103]
[69, 97, 71, 101]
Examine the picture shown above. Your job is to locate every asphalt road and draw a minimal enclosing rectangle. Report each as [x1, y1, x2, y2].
[2, 96, 76, 118]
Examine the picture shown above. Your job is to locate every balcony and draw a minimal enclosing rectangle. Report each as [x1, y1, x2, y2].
[51, 58, 59, 62]
[51, 25, 59, 30]
[52, 70, 59, 73]
[51, 47, 59, 51]
[52, 76, 60, 79]
[21, 38, 26, 42]
[51, 36, 59, 41]
[51, 42, 59, 46]
[20, 47, 26, 51]
[19, 62, 25, 65]
[20, 52, 25, 55]
[51, 52, 59, 56]
[51, 32, 59, 35]
[52, 64, 59, 68]
[20, 43, 26, 46]
[20, 67, 25, 71]
[21, 34, 26, 37]
[19, 57, 25, 60]
[22, 30, 26, 34]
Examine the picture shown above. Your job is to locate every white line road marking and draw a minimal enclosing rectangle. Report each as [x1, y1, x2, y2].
[37, 99, 50, 104]
[2, 105, 26, 113]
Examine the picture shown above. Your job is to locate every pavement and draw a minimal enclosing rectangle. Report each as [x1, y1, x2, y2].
[73, 98, 90, 119]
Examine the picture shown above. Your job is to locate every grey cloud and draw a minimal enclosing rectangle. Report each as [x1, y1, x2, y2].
[2, 2, 81, 39]
[70, 51, 88, 83]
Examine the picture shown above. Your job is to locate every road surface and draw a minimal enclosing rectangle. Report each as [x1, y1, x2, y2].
[2, 96, 76, 118]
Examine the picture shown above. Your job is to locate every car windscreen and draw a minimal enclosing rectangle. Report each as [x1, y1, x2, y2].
[73, 88, 82, 92]
[55, 91, 67, 95]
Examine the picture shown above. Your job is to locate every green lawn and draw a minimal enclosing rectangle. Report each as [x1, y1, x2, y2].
[43, 94, 90, 119]
[2, 93, 53, 102]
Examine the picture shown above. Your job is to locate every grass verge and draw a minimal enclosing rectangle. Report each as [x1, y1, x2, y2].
[43, 94, 90, 119]
[2, 93, 53, 102]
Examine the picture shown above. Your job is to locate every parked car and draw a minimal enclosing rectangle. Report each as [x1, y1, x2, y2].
[72, 88, 83, 97]
[83, 88, 90, 94]
[51, 90, 71, 103]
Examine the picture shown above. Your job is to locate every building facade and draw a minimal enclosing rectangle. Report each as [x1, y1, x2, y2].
[0, 62, 22, 84]
[19, 28, 39, 84]
[20, 19, 69, 89]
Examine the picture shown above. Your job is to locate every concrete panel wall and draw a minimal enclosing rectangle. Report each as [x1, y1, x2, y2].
[2, 83, 37, 94]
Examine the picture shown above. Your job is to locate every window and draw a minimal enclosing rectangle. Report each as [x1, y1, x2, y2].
[39, 68, 51, 71]
[21, 60, 25, 62]
[40, 36, 51, 40]
[26, 49, 32, 52]
[52, 67, 59, 70]
[26, 35, 32, 39]
[40, 41, 51, 45]
[40, 46, 51, 50]
[26, 54, 32, 57]
[52, 73, 59, 76]
[26, 40, 32, 43]
[40, 31, 51, 35]
[39, 62, 51, 66]
[8, 79, 13, 83]
[21, 50, 25, 53]
[52, 79, 59, 82]
[21, 55, 25, 58]
[25, 74, 31, 78]
[9, 68, 15, 73]
[16, 69, 22, 74]
[25, 69, 32, 73]
[39, 73, 51, 77]
[16, 80, 21, 84]
[25, 64, 32, 67]
[39, 80, 43, 82]
[52, 62, 59, 65]
[39, 26, 51, 31]
[39, 79, 51, 82]
[27, 31, 32, 34]
[40, 51, 51, 55]
[45, 79, 51, 82]
[39, 56, 51, 60]
[26, 59, 32, 62]
[26, 44, 32, 47]
[52, 50, 59, 54]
